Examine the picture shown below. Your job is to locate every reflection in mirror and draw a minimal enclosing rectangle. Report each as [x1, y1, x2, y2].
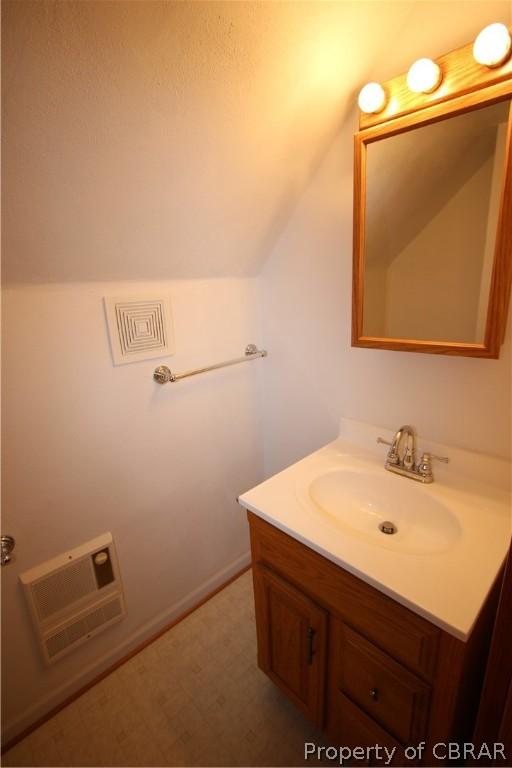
[363, 100, 509, 343]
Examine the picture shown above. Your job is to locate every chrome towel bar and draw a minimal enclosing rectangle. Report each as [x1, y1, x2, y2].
[153, 344, 267, 384]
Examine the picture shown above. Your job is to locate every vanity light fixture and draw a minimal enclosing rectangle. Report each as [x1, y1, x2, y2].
[357, 82, 386, 114]
[473, 23, 512, 68]
[406, 58, 443, 93]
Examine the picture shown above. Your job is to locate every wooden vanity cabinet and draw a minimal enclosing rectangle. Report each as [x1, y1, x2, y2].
[248, 512, 498, 766]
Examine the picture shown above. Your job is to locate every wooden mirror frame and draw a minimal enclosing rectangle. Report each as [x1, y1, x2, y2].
[352, 32, 512, 358]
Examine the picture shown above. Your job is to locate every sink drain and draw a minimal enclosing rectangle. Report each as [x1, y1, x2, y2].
[379, 521, 397, 535]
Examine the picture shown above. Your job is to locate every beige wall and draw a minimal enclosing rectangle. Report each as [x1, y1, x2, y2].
[476, 123, 509, 339]
[1, 279, 263, 738]
[3, 0, 413, 284]
[1, 0, 276, 738]
[385, 155, 494, 342]
[363, 262, 388, 335]
[261, 112, 511, 477]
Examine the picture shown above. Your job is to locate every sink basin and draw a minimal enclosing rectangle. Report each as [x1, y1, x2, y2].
[308, 469, 461, 554]
[239, 423, 511, 639]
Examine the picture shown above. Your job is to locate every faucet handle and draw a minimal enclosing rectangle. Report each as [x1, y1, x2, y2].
[377, 437, 399, 465]
[421, 452, 449, 464]
[417, 452, 449, 481]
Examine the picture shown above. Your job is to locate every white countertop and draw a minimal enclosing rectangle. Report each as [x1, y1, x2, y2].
[239, 420, 511, 641]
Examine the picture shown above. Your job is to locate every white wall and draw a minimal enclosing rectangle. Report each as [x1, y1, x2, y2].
[1, 0, 276, 739]
[1, 279, 263, 739]
[3, 0, 419, 284]
[261, 112, 512, 478]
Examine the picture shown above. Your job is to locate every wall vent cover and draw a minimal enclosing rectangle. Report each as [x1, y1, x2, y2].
[104, 296, 175, 365]
[20, 533, 126, 664]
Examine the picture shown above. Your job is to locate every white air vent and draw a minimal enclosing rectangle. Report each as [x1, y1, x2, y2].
[20, 533, 126, 664]
[104, 296, 175, 365]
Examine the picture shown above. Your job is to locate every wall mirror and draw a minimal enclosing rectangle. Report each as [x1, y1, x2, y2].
[353, 63, 512, 357]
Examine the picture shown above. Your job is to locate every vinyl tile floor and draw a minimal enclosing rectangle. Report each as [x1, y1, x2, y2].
[3, 569, 330, 767]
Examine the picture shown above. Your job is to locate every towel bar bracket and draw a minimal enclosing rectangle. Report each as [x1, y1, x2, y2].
[153, 365, 176, 384]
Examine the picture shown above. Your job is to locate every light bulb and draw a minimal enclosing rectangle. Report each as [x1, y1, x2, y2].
[406, 58, 442, 93]
[473, 23, 511, 67]
[358, 82, 386, 114]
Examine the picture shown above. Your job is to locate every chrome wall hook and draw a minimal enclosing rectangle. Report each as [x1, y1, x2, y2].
[1, 535, 15, 566]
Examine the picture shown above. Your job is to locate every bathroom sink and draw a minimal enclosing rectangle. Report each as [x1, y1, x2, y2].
[308, 469, 461, 554]
[239, 421, 511, 638]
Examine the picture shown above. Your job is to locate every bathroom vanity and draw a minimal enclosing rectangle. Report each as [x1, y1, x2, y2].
[248, 512, 496, 765]
[238, 421, 511, 765]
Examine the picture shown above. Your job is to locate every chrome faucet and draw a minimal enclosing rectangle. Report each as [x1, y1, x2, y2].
[377, 425, 449, 483]
[388, 425, 416, 469]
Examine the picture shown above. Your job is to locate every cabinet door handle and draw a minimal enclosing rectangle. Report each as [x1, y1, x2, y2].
[307, 626, 315, 665]
[370, 687, 379, 701]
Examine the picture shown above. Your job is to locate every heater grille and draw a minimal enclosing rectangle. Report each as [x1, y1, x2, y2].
[45, 629, 69, 659]
[32, 559, 96, 621]
[20, 533, 126, 664]
[45, 596, 124, 661]
[102, 597, 123, 622]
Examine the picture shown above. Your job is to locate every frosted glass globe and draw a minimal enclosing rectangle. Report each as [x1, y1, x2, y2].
[473, 23, 511, 67]
[406, 58, 442, 93]
[358, 83, 386, 114]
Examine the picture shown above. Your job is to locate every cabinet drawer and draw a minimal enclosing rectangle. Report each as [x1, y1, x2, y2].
[330, 692, 411, 766]
[339, 625, 431, 745]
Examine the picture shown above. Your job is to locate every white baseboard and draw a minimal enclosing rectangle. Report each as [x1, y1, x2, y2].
[3, 551, 251, 746]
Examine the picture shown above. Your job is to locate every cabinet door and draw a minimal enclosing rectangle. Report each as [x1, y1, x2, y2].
[253, 563, 327, 726]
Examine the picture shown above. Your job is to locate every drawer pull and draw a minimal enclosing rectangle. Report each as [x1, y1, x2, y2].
[307, 626, 315, 665]
[370, 687, 379, 701]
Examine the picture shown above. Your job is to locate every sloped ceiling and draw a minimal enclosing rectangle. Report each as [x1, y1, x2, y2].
[2, 0, 511, 282]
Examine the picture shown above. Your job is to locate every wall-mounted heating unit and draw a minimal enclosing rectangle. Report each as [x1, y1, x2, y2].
[20, 532, 126, 664]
